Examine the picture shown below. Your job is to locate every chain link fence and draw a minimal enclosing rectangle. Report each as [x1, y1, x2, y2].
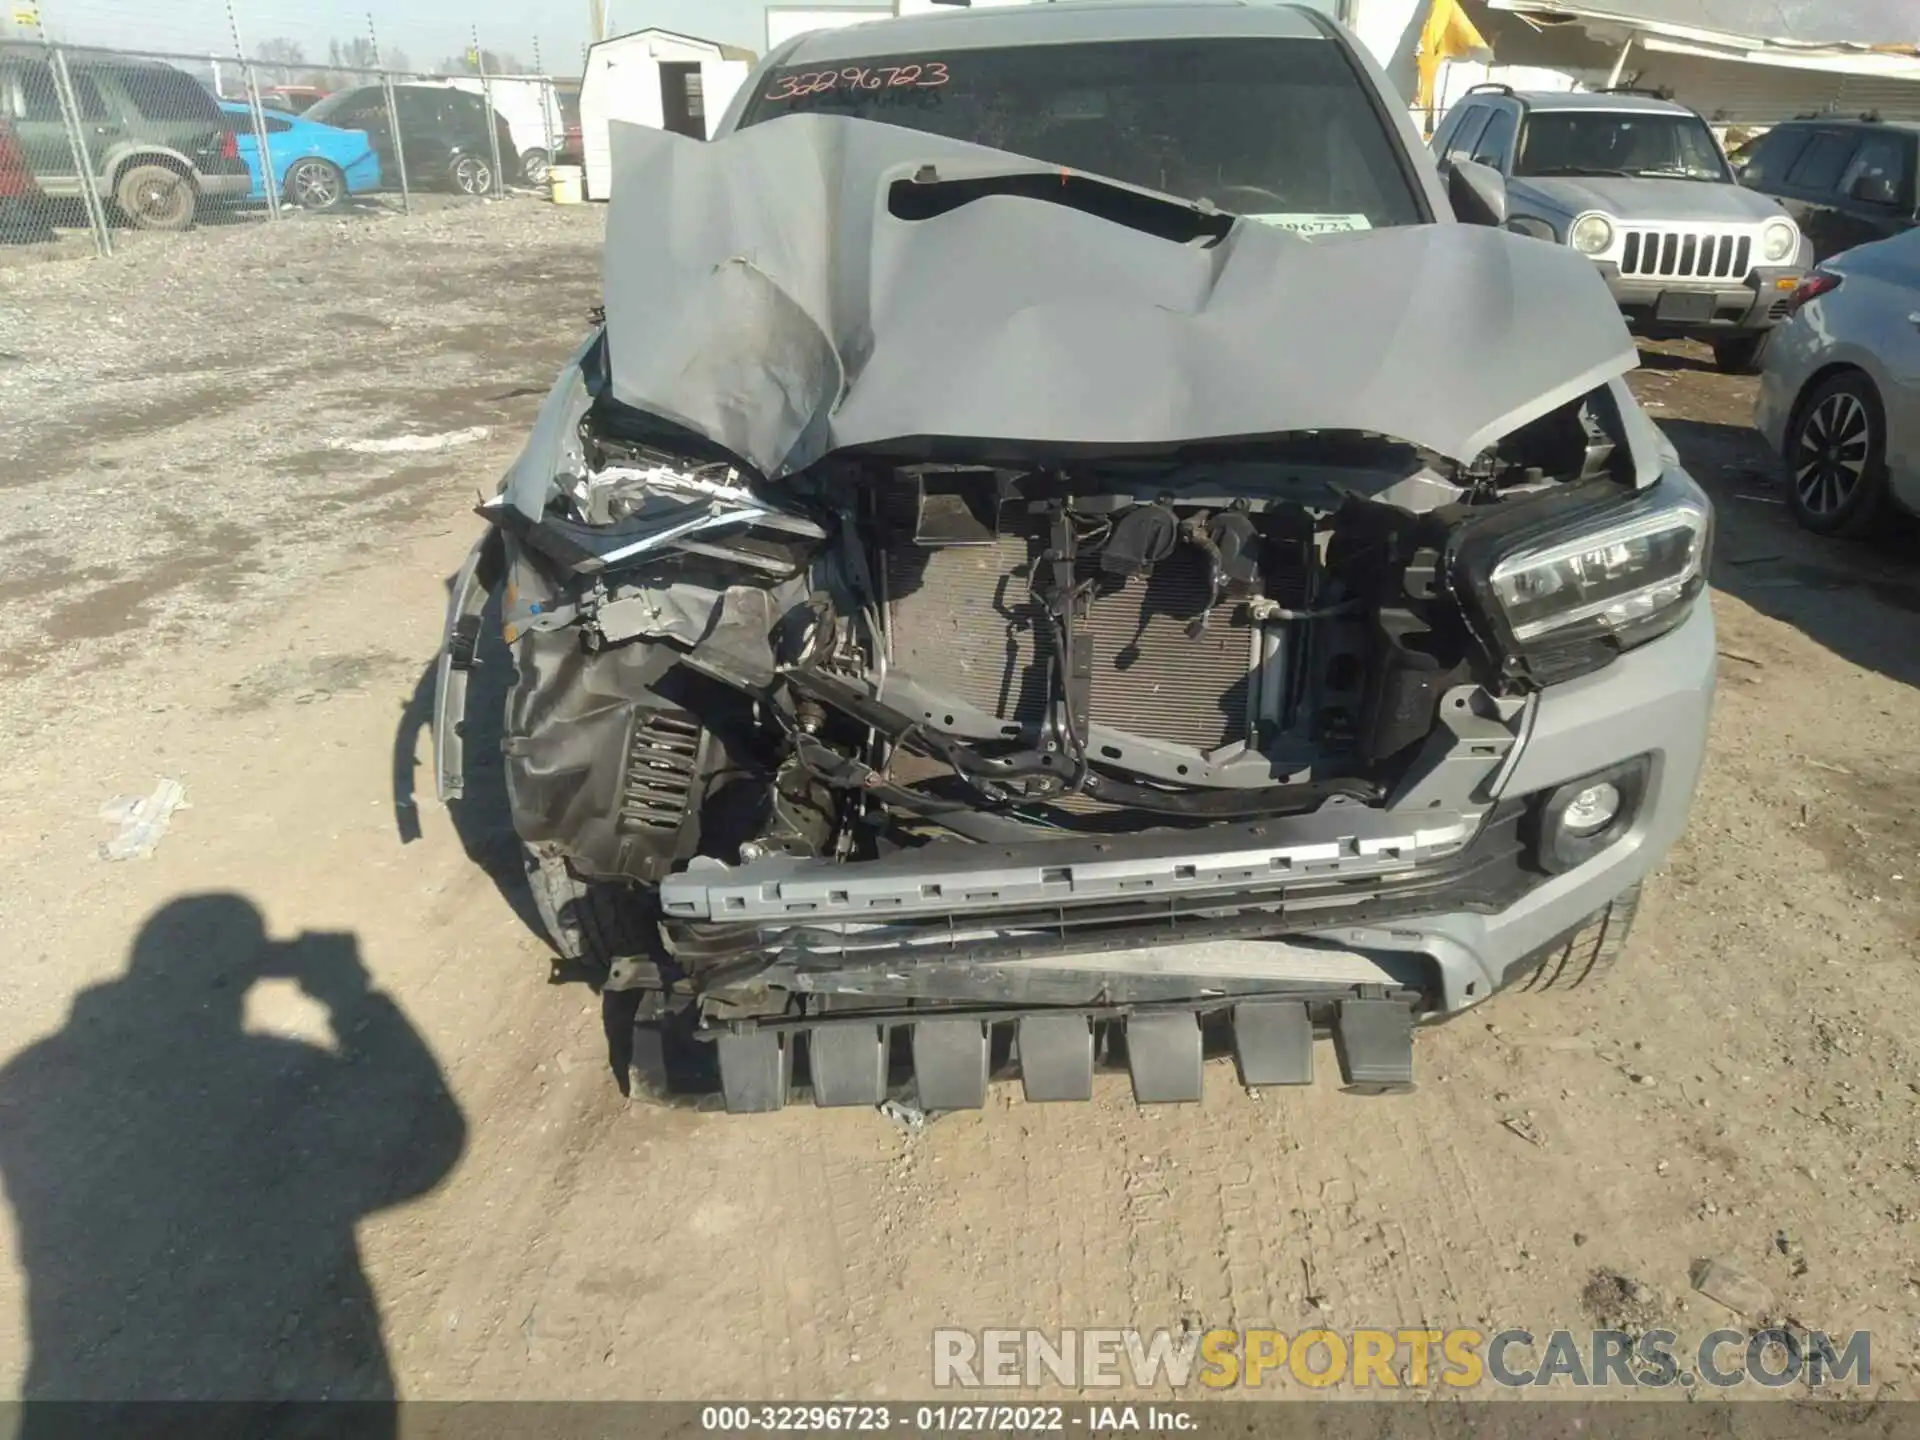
[0, 37, 578, 258]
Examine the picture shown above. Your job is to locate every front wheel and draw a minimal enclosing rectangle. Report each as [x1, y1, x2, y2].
[115, 163, 195, 231]
[1519, 882, 1641, 992]
[1709, 332, 1769, 374]
[519, 148, 551, 187]
[1785, 371, 1893, 538]
[450, 154, 493, 196]
[284, 157, 347, 212]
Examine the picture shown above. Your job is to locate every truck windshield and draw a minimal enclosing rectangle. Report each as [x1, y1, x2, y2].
[739, 37, 1425, 231]
[1517, 112, 1730, 182]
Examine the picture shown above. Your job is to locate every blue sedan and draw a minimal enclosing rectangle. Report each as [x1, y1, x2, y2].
[219, 101, 382, 211]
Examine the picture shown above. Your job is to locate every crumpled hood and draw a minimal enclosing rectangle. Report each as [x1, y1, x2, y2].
[602, 113, 1637, 478]
[1512, 173, 1790, 225]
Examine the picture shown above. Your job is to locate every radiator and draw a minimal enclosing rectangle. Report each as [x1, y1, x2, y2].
[884, 536, 1253, 749]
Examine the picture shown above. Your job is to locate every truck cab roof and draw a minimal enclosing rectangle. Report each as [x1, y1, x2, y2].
[779, 0, 1332, 64]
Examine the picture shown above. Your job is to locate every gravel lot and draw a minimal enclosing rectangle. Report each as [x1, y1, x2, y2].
[0, 202, 1917, 1406]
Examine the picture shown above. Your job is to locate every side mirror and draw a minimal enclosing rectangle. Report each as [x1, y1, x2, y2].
[1448, 158, 1507, 227]
[1851, 174, 1899, 206]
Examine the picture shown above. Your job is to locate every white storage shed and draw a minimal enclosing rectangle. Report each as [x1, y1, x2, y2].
[580, 28, 756, 200]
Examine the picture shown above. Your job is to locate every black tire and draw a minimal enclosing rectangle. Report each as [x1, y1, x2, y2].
[450, 154, 493, 196]
[524, 845, 661, 975]
[519, 148, 551, 187]
[115, 163, 195, 231]
[1709, 332, 1768, 375]
[1521, 882, 1641, 992]
[1786, 371, 1893, 538]
[284, 156, 347, 212]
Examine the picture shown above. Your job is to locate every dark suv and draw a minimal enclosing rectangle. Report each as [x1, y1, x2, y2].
[1736, 115, 1919, 262]
[304, 83, 517, 195]
[0, 45, 251, 229]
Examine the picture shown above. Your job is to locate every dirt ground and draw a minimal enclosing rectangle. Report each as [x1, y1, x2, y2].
[0, 201, 1917, 1404]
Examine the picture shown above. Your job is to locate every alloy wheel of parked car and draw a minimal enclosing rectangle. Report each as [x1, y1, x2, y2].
[1786, 372, 1891, 538]
[114, 163, 195, 231]
[285, 158, 346, 212]
[452, 156, 493, 196]
[520, 149, 551, 187]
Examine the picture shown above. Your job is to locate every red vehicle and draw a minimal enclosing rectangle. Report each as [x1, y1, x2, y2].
[263, 85, 329, 114]
[0, 117, 53, 243]
[556, 81, 583, 166]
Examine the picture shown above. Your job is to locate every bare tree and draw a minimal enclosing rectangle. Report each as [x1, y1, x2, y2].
[327, 36, 380, 72]
[436, 48, 529, 76]
[253, 37, 306, 66]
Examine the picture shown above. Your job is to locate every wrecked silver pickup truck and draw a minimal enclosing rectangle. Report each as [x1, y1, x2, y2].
[436, 2, 1715, 1112]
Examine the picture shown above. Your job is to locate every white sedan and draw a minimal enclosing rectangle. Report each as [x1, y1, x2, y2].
[1756, 226, 1920, 536]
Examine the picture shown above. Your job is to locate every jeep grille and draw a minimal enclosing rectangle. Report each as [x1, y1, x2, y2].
[1619, 229, 1752, 281]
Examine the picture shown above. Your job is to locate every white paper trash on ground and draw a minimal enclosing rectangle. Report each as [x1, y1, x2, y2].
[98, 779, 189, 861]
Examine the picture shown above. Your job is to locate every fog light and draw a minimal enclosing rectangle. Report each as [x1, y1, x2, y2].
[1533, 757, 1649, 875]
[1561, 781, 1622, 835]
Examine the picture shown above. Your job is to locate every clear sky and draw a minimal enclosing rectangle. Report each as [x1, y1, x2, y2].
[43, 0, 893, 71]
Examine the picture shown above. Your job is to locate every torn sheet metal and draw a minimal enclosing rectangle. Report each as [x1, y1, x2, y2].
[589, 582, 781, 688]
[504, 335, 597, 521]
[601, 113, 1637, 478]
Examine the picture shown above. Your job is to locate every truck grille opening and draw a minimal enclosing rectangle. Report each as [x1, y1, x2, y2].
[1619, 229, 1751, 280]
[884, 536, 1253, 750]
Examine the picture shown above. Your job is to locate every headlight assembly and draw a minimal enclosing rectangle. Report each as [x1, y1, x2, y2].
[1761, 218, 1797, 263]
[1488, 496, 1708, 643]
[1451, 474, 1712, 685]
[1568, 213, 1614, 257]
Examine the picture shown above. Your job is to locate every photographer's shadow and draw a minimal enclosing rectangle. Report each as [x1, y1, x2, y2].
[0, 894, 466, 1422]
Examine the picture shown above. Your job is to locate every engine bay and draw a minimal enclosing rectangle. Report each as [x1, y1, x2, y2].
[473, 375, 1641, 900]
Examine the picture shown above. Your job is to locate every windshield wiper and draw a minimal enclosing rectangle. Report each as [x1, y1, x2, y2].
[1628, 169, 1724, 182]
[1522, 166, 1631, 177]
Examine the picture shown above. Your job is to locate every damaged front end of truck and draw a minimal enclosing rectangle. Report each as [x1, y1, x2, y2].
[435, 115, 1714, 1111]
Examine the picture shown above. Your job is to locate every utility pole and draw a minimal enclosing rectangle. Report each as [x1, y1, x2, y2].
[589, 0, 606, 43]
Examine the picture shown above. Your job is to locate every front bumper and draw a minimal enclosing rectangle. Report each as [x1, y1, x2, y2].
[662, 597, 1716, 1021]
[664, 601, 1713, 1111]
[1754, 312, 1823, 457]
[1596, 264, 1802, 335]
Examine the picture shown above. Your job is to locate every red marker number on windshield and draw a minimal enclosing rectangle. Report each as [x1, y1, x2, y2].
[764, 61, 951, 102]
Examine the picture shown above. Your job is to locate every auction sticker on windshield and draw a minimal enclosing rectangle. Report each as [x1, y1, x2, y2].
[1246, 214, 1374, 235]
